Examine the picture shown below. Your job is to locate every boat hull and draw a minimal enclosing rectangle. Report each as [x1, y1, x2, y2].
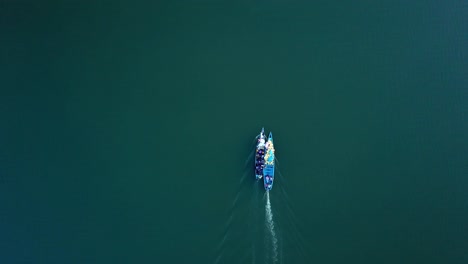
[263, 165, 274, 190]
[263, 132, 275, 190]
[255, 128, 266, 179]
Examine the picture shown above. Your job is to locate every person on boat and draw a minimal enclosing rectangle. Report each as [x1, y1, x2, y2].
[258, 138, 265, 146]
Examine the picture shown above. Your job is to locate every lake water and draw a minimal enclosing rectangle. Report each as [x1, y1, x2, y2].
[1, 1, 467, 263]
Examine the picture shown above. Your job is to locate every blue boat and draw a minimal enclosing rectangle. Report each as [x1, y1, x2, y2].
[263, 132, 275, 190]
[255, 128, 266, 179]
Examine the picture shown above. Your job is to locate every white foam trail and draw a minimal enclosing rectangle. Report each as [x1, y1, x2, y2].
[265, 191, 278, 263]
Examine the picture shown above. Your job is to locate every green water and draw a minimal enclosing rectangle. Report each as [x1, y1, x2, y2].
[1, 1, 467, 263]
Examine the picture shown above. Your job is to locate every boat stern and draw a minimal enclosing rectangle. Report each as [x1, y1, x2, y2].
[263, 174, 274, 190]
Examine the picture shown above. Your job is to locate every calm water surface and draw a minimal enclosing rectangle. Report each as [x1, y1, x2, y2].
[1, 1, 467, 263]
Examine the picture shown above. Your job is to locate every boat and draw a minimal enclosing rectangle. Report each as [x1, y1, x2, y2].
[255, 128, 266, 179]
[263, 132, 275, 190]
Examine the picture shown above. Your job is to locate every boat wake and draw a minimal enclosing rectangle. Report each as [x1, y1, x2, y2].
[275, 169, 309, 262]
[215, 143, 311, 264]
[214, 167, 261, 264]
[265, 191, 278, 263]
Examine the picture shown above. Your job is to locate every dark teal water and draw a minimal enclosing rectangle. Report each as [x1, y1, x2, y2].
[1, 1, 467, 263]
